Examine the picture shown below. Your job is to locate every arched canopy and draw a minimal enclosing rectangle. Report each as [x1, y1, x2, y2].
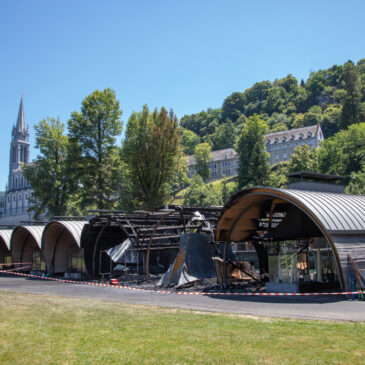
[0, 229, 12, 253]
[216, 187, 365, 290]
[42, 221, 87, 274]
[10, 225, 45, 266]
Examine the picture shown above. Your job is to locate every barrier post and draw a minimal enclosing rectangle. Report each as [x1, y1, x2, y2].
[350, 271, 355, 301]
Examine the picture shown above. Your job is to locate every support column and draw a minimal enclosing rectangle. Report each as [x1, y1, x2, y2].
[17, 145, 21, 164]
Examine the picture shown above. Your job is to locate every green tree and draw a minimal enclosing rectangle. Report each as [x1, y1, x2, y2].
[346, 167, 365, 195]
[221, 92, 246, 123]
[243, 81, 272, 116]
[121, 105, 182, 210]
[340, 61, 364, 129]
[268, 161, 289, 188]
[183, 175, 222, 207]
[236, 115, 270, 188]
[321, 104, 341, 137]
[288, 144, 319, 173]
[180, 108, 221, 138]
[68, 88, 123, 210]
[181, 128, 200, 155]
[211, 119, 237, 150]
[221, 179, 230, 204]
[194, 142, 212, 181]
[318, 122, 365, 176]
[23, 118, 75, 218]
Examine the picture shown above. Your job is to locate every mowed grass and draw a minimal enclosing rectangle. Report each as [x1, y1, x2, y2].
[0, 291, 364, 364]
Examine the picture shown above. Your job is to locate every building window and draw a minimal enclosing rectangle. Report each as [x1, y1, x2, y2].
[19, 194, 21, 201]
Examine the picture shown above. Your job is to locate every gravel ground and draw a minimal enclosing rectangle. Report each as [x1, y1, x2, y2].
[1, 274, 365, 322]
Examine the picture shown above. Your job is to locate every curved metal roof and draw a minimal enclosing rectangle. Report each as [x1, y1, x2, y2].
[42, 221, 87, 249]
[10, 225, 45, 250]
[224, 187, 365, 234]
[0, 229, 13, 250]
[217, 187, 365, 290]
[281, 189, 365, 232]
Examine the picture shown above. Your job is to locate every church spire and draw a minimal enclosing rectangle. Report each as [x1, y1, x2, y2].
[16, 97, 26, 133]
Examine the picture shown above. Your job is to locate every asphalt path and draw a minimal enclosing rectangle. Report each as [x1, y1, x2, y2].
[1, 275, 364, 322]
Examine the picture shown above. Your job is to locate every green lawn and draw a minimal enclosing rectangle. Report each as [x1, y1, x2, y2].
[0, 291, 364, 364]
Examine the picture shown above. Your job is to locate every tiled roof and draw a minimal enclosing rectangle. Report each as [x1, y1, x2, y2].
[188, 148, 237, 165]
[187, 125, 322, 166]
[264, 125, 320, 145]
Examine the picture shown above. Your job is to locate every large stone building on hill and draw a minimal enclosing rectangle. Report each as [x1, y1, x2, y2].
[1, 98, 33, 224]
[264, 124, 324, 165]
[187, 124, 324, 182]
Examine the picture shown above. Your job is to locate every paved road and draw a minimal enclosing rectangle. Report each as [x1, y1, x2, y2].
[1, 275, 364, 321]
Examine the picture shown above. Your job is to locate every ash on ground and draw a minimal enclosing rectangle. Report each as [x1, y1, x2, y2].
[109, 274, 265, 293]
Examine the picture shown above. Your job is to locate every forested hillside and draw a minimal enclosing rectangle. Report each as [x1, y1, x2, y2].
[180, 59, 365, 153]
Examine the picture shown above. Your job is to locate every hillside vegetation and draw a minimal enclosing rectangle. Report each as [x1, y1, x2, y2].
[180, 59, 365, 153]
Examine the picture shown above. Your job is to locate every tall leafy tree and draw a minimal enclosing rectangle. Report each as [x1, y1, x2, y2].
[181, 128, 200, 155]
[221, 92, 246, 123]
[340, 61, 364, 129]
[183, 175, 222, 207]
[68, 88, 123, 210]
[23, 118, 75, 218]
[180, 108, 221, 138]
[121, 105, 182, 210]
[236, 115, 270, 188]
[288, 144, 319, 173]
[193, 142, 212, 181]
[318, 122, 365, 176]
[211, 119, 237, 150]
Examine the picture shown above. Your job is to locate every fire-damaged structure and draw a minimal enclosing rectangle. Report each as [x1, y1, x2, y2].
[80, 207, 221, 279]
[216, 187, 365, 292]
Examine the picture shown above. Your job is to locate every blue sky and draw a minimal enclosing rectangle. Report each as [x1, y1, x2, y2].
[0, 0, 364, 189]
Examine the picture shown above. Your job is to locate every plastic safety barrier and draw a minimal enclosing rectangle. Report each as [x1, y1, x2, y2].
[1, 269, 364, 297]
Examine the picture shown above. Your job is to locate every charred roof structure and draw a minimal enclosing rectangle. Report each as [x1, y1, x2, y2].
[216, 187, 365, 291]
[81, 207, 221, 278]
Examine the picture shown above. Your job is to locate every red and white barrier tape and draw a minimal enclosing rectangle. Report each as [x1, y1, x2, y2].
[1, 265, 32, 272]
[1, 269, 363, 297]
[0, 262, 32, 266]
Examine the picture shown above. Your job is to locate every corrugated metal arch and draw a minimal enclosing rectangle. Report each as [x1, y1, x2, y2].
[216, 187, 365, 290]
[42, 221, 87, 274]
[10, 225, 45, 251]
[41, 221, 87, 249]
[10, 225, 46, 265]
[0, 229, 12, 251]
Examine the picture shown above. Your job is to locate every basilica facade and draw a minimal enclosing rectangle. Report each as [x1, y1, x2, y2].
[1, 98, 33, 224]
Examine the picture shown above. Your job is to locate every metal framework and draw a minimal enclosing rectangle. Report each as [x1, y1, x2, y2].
[216, 187, 365, 290]
[82, 206, 221, 278]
